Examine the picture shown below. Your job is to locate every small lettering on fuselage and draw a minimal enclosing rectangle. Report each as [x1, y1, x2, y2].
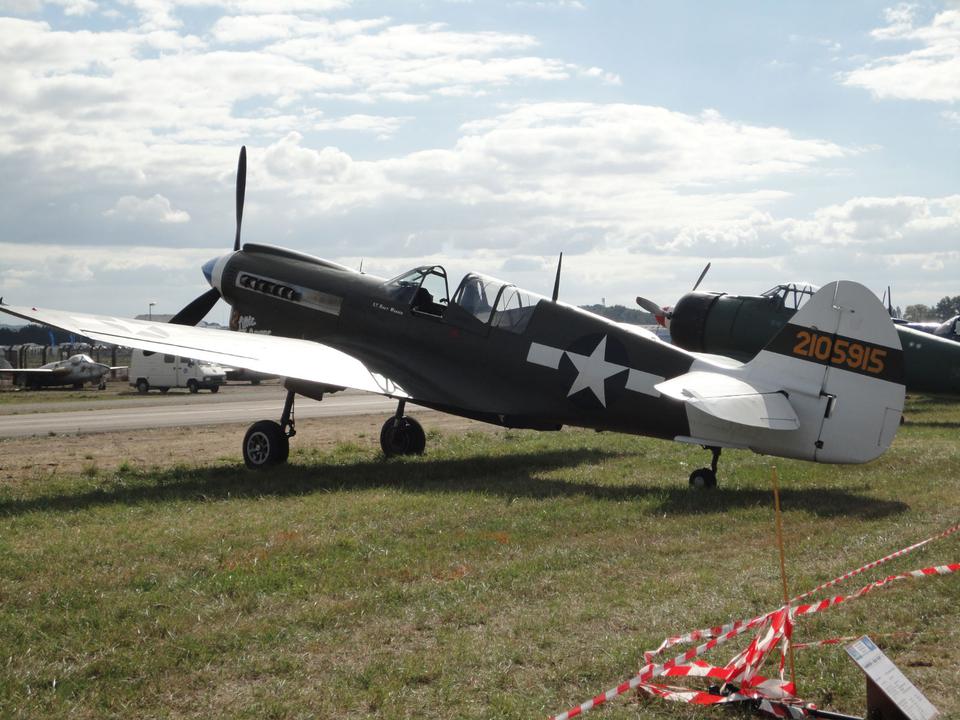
[237, 315, 272, 335]
[373, 301, 404, 316]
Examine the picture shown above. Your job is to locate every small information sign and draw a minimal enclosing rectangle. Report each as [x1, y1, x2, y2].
[845, 636, 938, 720]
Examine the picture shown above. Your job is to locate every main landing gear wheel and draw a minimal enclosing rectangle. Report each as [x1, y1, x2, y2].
[688, 468, 717, 489]
[380, 416, 426, 456]
[243, 389, 297, 470]
[243, 420, 289, 469]
[689, 446, 721, 489]
[380, 400, 426, 457]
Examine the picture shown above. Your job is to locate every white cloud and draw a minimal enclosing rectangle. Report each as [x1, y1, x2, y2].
[843, 7, 960, 101]
[240, 103, 850, 261]
[785, 195, 960, 252]
[103, 194, 191, 223]
[0, 10, 616, 174]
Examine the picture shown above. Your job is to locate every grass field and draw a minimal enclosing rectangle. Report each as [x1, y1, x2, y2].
[1, 395, 958, 719]
[0, 381, 142, 407]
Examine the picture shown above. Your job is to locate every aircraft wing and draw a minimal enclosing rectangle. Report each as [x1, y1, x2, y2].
[654, 371, 799, 430]
[0, 305, 409, 399]
[0, 367, 58, 374]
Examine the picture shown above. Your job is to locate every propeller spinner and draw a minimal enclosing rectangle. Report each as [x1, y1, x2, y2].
[168, 146, 246, 327]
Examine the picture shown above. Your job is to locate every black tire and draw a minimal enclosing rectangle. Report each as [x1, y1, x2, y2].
[160, 387, 169, 394]
[98, 381, 106, 390]
[380, 416, 426, 457]
[210, 385, 220, 393]
[187, 379, 199, 394]
[136, 379, 149, 394]
[243, 420, 289, 469]
[688, 468, 717, 489]
[251, 378, 261, 386]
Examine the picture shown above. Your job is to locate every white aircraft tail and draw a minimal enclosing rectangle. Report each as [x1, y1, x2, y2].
[747, 280, 905, 462]
[661, 281, 906, 463]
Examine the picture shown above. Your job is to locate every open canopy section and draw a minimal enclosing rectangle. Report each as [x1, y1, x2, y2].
[384, 265, 450, 316]
[384, 266, 547, 333]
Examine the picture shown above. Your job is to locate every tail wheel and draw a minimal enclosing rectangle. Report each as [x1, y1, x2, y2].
[187, 379, 199, 394]
[243, 420, 289, 469]
[380, 416, 426, 457]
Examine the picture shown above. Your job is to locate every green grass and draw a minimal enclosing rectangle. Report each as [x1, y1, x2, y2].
[0, 387, 138, 407]
[1, 395, 958, 719]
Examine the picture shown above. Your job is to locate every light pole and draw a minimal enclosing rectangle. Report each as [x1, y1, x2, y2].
[148, 302, 156, 320]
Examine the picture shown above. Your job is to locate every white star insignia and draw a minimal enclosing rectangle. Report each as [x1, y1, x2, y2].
[563, 336, 627, 407]
[526, 335, 664, 404]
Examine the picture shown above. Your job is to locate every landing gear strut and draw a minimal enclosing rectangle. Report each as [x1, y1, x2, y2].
[242, 389, 296, 470]
[380, 399, 426, 457]
[689, 446, 721, 489]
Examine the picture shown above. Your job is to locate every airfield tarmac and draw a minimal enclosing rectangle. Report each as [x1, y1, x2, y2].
[0, 381, 490, 479]
[0, 383, 428, 437]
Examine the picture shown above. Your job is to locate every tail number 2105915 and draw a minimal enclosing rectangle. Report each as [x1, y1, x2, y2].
[792, 330, 886, 374]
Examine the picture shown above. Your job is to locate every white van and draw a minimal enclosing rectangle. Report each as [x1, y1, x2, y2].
[129, 350, 227, 394]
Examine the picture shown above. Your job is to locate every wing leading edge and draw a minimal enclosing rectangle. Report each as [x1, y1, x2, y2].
[0, 305, 409, 399]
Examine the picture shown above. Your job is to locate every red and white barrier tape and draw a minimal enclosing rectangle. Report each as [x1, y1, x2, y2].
[550, 524, 959, 720]
[644, 521, 960, 664]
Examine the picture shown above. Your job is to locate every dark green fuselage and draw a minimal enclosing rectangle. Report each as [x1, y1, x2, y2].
[218, 244, 695, 439]
[670, 291, 960, 394]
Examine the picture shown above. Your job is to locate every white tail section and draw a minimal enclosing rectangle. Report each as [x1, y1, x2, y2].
[677, 281, 905, 463]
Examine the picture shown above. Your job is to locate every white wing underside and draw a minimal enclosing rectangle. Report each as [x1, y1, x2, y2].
[655, 371, 799, 430]
[0, 305, 409, 399]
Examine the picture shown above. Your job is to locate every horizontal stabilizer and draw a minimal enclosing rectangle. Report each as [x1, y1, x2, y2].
[655, 371, 799, 430]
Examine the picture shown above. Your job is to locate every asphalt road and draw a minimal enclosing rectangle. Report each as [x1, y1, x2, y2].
[0, 386, 424, 438]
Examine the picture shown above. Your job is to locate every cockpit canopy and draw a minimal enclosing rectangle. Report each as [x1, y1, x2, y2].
[384, 266, 545, 333]
[69, 354, 95, 365]
[761, 282, 819, 311]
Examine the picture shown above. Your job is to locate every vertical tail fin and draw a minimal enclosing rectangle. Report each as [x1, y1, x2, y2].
[746, 281, 905, 463]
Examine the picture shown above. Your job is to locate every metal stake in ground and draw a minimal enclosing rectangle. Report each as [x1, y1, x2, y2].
[771, 465, 797, 689]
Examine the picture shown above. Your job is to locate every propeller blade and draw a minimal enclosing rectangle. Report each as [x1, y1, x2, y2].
[234, 145, 246, 252]
[691, 262, 711, 292]
[636, 296, 663, 316]
[168, 287, 222, 326]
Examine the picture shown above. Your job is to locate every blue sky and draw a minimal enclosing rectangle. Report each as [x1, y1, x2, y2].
[0, 0, 957, 323]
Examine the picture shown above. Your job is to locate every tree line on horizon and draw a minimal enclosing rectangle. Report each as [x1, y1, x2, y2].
[902, 295, 960, 323]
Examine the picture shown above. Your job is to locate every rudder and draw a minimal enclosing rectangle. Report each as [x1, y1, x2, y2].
[745, 281, 905, 463]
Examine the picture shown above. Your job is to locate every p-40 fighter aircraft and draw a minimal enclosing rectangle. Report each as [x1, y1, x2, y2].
[0, 353, 125, 390]
[0, 149, 907, 486]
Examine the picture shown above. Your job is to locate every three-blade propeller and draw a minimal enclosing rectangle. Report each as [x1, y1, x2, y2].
[636, 262, 711, 328]
[168, 146, 246, 327]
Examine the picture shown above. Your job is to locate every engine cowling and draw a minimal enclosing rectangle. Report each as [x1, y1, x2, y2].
[669, 292, 723, 352]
